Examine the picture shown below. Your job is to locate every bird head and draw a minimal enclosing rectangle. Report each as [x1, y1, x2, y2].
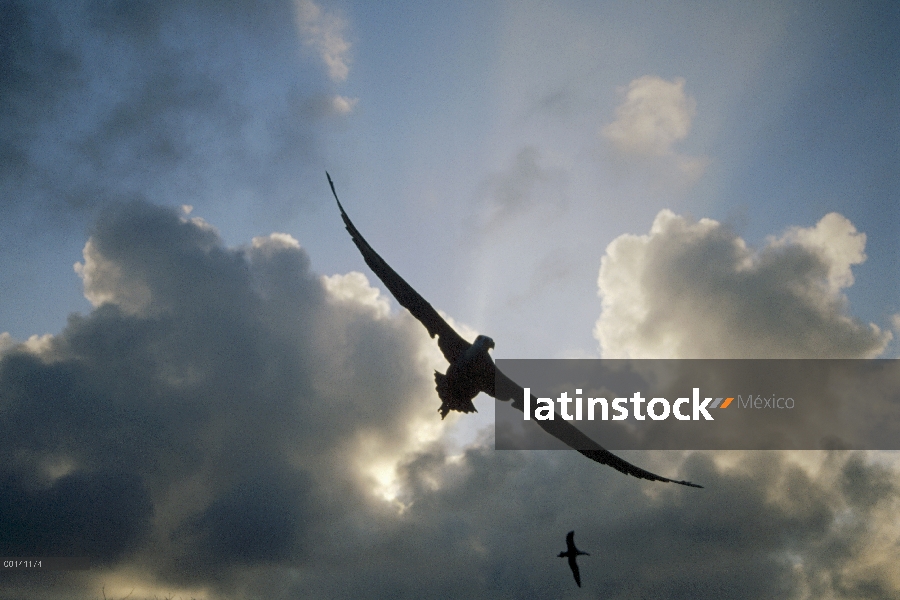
[474, 335, 495, 352]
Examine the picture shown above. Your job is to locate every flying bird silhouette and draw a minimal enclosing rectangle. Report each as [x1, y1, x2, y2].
[327, 172, 702, 489]
[558, 530, 590, 587]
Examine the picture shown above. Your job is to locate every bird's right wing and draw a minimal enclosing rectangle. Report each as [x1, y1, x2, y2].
[328, 173, 470, 364]
[493, 368, 703, 488]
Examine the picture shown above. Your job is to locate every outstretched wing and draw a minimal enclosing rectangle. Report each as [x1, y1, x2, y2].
[328, 173, 470, 364]
[566, 530, 575, 551]
[568, 555, 581, 587]
[494, 368, 703, 488]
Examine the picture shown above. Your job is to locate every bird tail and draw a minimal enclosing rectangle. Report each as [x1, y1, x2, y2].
[434, 371, 477, 419]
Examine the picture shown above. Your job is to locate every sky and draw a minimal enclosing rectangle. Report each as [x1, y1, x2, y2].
[0, 0, 898, 598]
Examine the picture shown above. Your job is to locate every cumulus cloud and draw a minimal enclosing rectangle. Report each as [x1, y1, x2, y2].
[0, 201, 445, 598]
[294, 0, 352, 82]
[595, 210, 891, 358]
[1, 204, 898, 599]
[603, 77, 694, 156]
[602, 76, 708, 180]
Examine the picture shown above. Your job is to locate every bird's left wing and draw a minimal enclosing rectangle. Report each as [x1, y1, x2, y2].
[493, 368, 703, 488]
[569, 556, 581, 588]
[328, 173, 470, 364]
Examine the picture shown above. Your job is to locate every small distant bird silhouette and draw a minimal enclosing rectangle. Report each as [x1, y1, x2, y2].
[558, 530, 590, 588]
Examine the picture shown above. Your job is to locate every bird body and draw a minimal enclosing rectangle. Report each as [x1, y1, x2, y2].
[327, 172, 702, 488]
[558, 530, 590, 587]
[434, 334, 495, 418]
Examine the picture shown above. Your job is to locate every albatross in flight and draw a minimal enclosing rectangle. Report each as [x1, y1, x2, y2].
[558, 530, 590, 588]
[327, 173, 702, 489]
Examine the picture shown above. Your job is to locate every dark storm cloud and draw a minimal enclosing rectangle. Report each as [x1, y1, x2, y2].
[174, 467, 313, 566]
[0, 203, 898, 599]
[0, 201, 440, 597]
[0, 469, 152, 563]
[286, 442, 899, 599]
[840, 453, 895, 510]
